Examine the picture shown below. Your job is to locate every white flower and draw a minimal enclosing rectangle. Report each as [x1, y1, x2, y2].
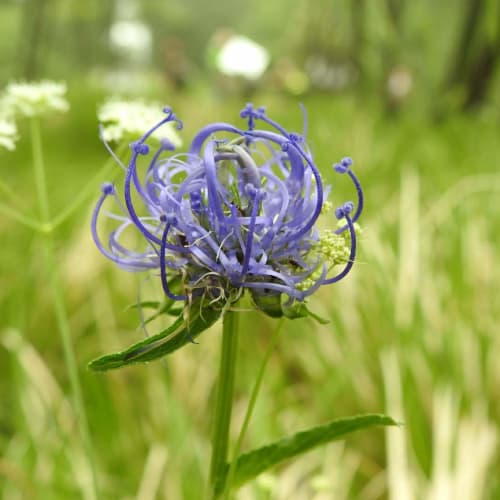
[0, 116, 18, 151]
[98, 99, 182, 147]
[4, 81, 69, 117]
[216, 35, 270, 80]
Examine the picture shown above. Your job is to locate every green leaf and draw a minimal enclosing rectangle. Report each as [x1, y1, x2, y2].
[282, 301, 330, 324]
[88, 302, 222, 371]
[141, 302, 180, 325]
[166, 306, 184, 316]
[250, 290, 283, 318]
[126, 298, 180, 325]
[250, 290, 330, 324]
[216, 413, 397, 494]
[126, 300, 162, 311]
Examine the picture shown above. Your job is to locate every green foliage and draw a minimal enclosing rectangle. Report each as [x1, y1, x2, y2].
[1, 86, 500, 498]
[127, 296, 184, 324]
[1, 0, 499, 112]
[88, 301, 221, 371]
[250, 291, 330, 323]
[216, 414, 397, 494]
[282, 301, 330, 324]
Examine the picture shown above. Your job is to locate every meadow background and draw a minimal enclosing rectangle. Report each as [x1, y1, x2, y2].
[0, 0, 499, 498]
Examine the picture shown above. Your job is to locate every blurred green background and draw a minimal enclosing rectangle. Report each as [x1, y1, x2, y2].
[1, 0, 499, 498]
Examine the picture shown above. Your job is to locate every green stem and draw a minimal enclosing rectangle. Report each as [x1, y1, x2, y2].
[50, 146, 125, 229]
[209, 309, 239, 498]
[0, 202, 42, 231]
[30, 118, 99, 500]
[223, 319, 285, 498]
[31, 117, 51, 223]
[43, 237, 99, 498]
[1, 135, 123, 234]
[0, 178, 25, 207]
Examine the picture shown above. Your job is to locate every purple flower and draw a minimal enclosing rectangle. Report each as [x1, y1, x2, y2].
[92, 104, 363, 312]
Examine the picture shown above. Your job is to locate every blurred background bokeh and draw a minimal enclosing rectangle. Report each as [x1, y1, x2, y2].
[0, 0, 499, 498]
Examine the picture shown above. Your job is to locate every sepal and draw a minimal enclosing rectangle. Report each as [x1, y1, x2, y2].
[282, 301, 329, 324]
[250, 290, 329, 324]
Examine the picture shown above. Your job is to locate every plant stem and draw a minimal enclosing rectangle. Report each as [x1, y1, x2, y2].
[44, 237, 100, 498]
[0, 178, 26, 207]
[1, 132, 122, 234]
[223, 319, 285, 499]
[50, 145, 125, 229]
[31, 117, 50, 223]
[30, 117, 99, 500]
[209, 309, 239, 498]
[0, 202, 42, 231]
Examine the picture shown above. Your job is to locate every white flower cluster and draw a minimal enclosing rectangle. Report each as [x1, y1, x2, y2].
[0, 80, 69, 151]
[0, 117, 18, 151]
[98, 99, 182, 148]
[3, 81, 69, 118]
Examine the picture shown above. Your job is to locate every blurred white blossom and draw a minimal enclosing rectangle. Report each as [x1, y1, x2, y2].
[216, 35, 270, 80]
[98, 99, 182, 147]
[3, 81, 69, 117]
[0, 116, 18, 151]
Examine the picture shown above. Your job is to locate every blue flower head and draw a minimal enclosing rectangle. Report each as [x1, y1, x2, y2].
[92, 104, 363, 316]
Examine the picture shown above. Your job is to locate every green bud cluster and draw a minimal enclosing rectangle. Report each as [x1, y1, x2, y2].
[297, 223, 362, 291]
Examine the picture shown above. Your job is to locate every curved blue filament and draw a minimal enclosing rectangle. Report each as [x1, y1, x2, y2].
[92, 103, 363, 306]
[160, 223, 187, 301]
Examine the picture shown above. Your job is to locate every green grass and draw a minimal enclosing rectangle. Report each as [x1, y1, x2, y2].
[1, 87, 499, 499]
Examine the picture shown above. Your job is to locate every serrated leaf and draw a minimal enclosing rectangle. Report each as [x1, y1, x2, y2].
[88, 303, 221, 371]
[216, 413, 396, 494]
